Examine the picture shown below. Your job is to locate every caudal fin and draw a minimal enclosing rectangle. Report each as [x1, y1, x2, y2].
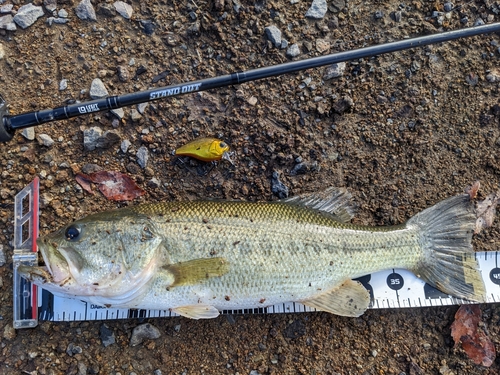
[408, 194, 486, 302]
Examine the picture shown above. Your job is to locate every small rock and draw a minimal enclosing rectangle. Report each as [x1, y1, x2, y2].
[0, 4, 13, 13]
[0, 15, 16, 30]
[329, 0, 346, 12]
[96, 131, 120, 149]
[121, 139, 131, 153]
[117, 65, 130, 82]
[316, 39, 330, 53]
[443, 2, 453, 12]
[137, 102, 148, 115]
[83, 127, 103, 151]
[75, 0, 97, 21]
[271, 171, 289, 199]
[21, 127, 35, 141]
[0, 244, 5, 266]
[305, 0, 327, 19]
[147, 177, 161, 188]
[283, 319, 306, 339]
[473, 18, 485, 26]
[130, 323, 161, 347]
[247, 96, 258, 106]
[174, 324, 181, 332]
[130, 109, 142, 121]
[332, 95, 354, 114]
[374, 10, 384, 19]
[323, 62, 346, 79]
[113, 1, 133, 19]
[3, 324, 16, 340]
[44, 0, 57, 13]
[89, 78, 109, 99]
[37, 134, 55, 147]
[140, 19, 156, 35]
[59, 79, 68, 91]
[286, 44, 300, 58]
[58, 9, 68, 18]
[136, 146, 149, 168]
[392, 10, 402, 22]
[66, 343, 82, 357]
[99, 324, 116, 347]
[13, 4, 45, 29]
[264, 25, 281, 48]
[81, 163, 103, 174]
[111, 107, 125, 120]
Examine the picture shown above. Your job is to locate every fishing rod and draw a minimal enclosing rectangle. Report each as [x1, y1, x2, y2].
[1, 22, 500, 142]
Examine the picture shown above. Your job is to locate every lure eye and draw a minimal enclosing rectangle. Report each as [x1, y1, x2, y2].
[65, 225, 81, 241]
[219, 142, 227, 149]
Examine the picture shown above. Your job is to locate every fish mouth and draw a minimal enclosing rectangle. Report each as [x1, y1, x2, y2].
[33, 237, 72, 283]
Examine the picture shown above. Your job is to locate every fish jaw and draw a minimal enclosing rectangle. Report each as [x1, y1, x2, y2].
[36, 237, 72, 283]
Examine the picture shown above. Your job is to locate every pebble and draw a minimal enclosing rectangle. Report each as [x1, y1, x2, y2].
[13, 4, 44, 29]
[90, 78, 109, 99]
[305, 0, 327, 19]
[21, 127, 35, 141]
[66, 343, 83, 356]
[130, 108, 142, 121]
[59, 79, 68, 91]
[329, 0, 346, 12]
[37, 134, 55, 147]
[286, 44, 300, 58]
[3, 324, 16, 340]
[99, 324, 116, 347]
[374, 10, 384, 19]
[473, 17, 485, 26]
[0, 244, 5, 266]
[113, 1, 133, 19]
[83, 126, 103, 151]
[95, 130, 120, 149]
[111, 107, 125, 119]
[174, 324, 181, 332]
[76, 0, 97, 21]
[0, 4, 12, 13]
[121, 139, 131, 153]
[59, 9, 69, 18]
[444, 2, 453, 12]
[44, 0, 57, 13]
[137, 102, 148, 115]
[271, 171, 289, 199]
[264, 25, 281, 48]
[129, 323, 161, 347]
[136, 146, 149, 168]
[0, 15, 16, 30]
[117, 65, 130, 82]
[147, 177, 161, 188]
[323, 62, 346, 79]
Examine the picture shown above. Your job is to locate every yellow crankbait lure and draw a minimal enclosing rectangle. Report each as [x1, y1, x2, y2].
[174, 137, 230, 162]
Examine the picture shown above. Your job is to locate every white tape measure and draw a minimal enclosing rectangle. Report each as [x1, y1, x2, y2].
[11, 179, 500, 328]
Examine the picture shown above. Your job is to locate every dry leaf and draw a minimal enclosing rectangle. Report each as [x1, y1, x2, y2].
[75, 174, 95, 195]
[475, 191, 500, 234]
[465, 180, 480, 200]
[76, 171, 145, 201]
[450, 305, 496, 367]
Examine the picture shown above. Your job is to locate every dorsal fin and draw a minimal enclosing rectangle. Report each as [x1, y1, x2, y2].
[283, 187, 356, 223]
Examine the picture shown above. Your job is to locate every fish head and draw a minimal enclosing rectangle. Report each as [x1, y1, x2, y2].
[19, 209, 163, 301]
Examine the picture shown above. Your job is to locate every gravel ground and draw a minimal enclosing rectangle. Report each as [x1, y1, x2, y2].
[1, 0, 500, 374]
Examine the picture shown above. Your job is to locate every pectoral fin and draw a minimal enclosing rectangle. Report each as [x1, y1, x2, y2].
[172, 304, 220, 319]
[163, 257, 230, 287]
[301, 279, 371, 317]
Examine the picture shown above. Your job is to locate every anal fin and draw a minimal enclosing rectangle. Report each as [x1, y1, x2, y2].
[172, 304, 220, 319]
[301, 279, 370, 317]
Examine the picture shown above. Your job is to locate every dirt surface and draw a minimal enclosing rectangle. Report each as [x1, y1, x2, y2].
[0, 0, 500, 374]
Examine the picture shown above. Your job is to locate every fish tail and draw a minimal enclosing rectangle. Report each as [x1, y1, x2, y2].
[408, 194, 486, 302]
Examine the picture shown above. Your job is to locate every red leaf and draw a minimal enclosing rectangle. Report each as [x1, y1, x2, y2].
[76, 171, 145, 201]
[450, 305, 496, 367]
[75, 173, 95, 195]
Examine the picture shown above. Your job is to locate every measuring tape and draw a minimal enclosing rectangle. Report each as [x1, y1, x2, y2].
[12, 180, 500, 328]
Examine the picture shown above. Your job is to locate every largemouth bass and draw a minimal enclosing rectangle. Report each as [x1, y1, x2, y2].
[19, 188, 486, 319]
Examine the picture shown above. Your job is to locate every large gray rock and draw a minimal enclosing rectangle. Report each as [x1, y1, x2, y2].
[305, 0, 328, 19]
[13, 4, 44, 29]
[75, 0, 97, 21]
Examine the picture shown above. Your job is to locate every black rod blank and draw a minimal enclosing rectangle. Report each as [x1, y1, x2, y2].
[1, 22, 500, 142]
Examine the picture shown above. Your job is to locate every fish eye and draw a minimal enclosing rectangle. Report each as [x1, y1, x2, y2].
[219, 142, 227, 149]
[65, 225, 81, 241]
